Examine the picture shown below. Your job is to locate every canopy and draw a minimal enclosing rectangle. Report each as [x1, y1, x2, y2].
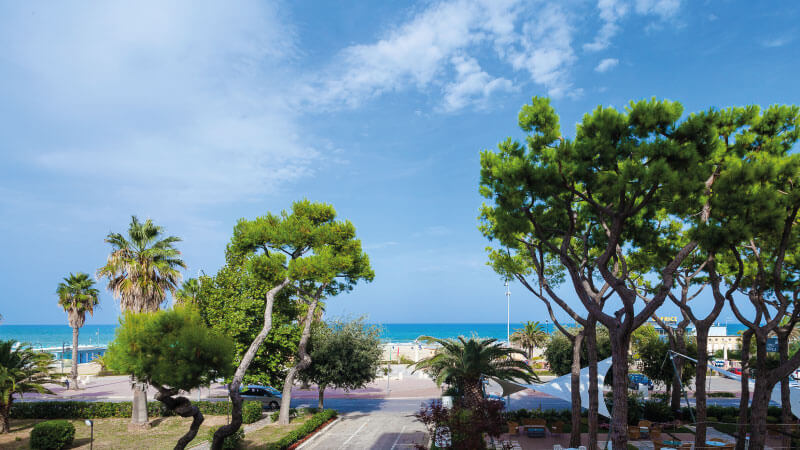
[490, 357, 613, 418]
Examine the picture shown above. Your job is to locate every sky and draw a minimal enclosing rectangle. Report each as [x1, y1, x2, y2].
[1, 0, 799, 326]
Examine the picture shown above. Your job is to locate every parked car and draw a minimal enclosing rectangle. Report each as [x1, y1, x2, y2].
[730, 367, 742, 376]
[628, 374, 654, 390]
[792, 369, 800, 381]
[240, 384, 281, 409]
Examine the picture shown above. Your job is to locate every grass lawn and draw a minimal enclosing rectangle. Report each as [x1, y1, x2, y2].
[242, 414, 312, 448]
[0, 415, 229, 449]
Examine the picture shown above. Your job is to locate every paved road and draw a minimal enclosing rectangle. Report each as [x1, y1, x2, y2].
[301, 412, 428, 450]
[290, 397, 436, 414]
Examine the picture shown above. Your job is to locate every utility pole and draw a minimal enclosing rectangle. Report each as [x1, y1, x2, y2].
[505, 281, 511, 345]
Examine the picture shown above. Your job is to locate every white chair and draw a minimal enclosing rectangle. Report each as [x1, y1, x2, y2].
[553, 446, 563, 450]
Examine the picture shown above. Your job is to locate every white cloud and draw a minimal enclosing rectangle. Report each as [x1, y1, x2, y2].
[762, 36, 792, 48]
[441, 55, 516, 112]
[0, 1, 316, 207]
[584, 0, 681, 52]
[308, 0, 578, 109]
[595, 58, 620, 73]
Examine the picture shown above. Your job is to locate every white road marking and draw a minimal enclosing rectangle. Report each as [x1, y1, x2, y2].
[337, 419, 370, 450]
[389, 425, 407, 449]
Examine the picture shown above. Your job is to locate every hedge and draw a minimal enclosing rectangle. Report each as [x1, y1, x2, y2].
[30, 420, 75, 450]
[11, 400, 235, 419]
[242, 401, 263, 424]
[265, 409, 337, 450]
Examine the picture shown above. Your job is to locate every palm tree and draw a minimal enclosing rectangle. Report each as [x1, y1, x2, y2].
[175, 278, 200, 305]
[411, 336, 537, 407]
[57, 272, 99, 390]
[510, 321, 549, 358]
[0, 340, 56, 433]
[97, 216, 185, 427]
[97, 216, 186, 313]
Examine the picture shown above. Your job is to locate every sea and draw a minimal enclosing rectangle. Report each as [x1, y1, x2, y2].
[0, 322, 749, 349]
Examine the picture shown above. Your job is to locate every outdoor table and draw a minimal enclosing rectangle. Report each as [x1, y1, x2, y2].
[663, 440, 682, 447]
[706, 441, 728, 447]
[639, 427, 650, 438]
[524, 425, 546, 438]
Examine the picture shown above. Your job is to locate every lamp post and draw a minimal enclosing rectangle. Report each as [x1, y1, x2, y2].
[545, 319, 550, 335]
[84, 419, 93, 450]
[505, 281, 511, 345]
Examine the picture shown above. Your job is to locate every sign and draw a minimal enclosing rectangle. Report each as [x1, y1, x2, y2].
[767, 337, 779, 353]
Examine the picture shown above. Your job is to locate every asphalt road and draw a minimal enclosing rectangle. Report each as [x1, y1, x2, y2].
[300, 412, 428, 450]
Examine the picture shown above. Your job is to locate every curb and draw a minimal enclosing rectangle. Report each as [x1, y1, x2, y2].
[295, 416, 342, 449]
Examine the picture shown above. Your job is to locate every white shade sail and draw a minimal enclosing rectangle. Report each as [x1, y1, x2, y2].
[490, 357, 613, 418]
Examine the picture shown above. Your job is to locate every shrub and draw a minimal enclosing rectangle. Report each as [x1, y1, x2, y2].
[266, 409, 338, 450]
[270, 407, 299, 422]
[11, 400, 234, 419]
[708, 392, 735, 398]
[642, 400, 673, 423]
[767, 415, 779, 424]
[30, 420, 75, 450]
[721, 415, 737, 424]
[207, 426, 244, 450]
[242, 401, 262, 424]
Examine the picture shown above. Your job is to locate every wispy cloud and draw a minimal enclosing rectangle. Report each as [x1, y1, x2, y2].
[761, 36, 793, 48]
[595, 58, 619, 73]
[441, 55, 516, 112]
[584, 0, 682, 52]
[0, 1, 318, 208]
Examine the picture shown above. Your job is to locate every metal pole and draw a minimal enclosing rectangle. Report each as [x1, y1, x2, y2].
[505, 281, 510, 344]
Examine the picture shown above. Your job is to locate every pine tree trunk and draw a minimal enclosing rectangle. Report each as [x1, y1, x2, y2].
[586, 321, 599, 450]
[748, 336, 770, 450]
[318, 385, 326, 411]
[778, 332, 792, 450]
[278, 298, 318, 425]
[735, 330, 752, 450]
[569, 331, 584, 448]
[670, 331, 686, 413]
[211, 278, 290, 449]
[694, 326, 709, 445]
[609, 330, 630, 449]
[70, 326, 79, 390]
[154, 384, 204, 450]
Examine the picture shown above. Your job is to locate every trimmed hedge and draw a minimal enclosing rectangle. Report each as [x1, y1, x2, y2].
[243, 401, 263, 424]
[265, 409, 337, 450]
[30, 420, 75, 450]
[12, 400, 234, 419]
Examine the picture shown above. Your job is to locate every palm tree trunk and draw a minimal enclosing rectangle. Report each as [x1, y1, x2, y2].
[464, 380, 484, 408]
[0, 400, 11, 434]
[278, 298, 319, 425]
[70, 326, 79, 390]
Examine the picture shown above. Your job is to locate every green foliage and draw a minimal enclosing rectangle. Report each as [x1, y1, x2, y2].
[207, 426, 244, 449]
[630, 325, 660, 358]
[56, 272, 99, 328]
[265, 409, 337, 450]
[510, 321, 548, 358]
[542, 328, 612, 376]
[97, 216, 186, 313]
[0, 340, 56, 427]
[105, 307, 234, 391]
[242, 401, 262, 424]
[197, 253, 300, 387]
[637, 334, 696, 388]
[30, 420, 75, 450]
[10, 400, 236, 419]
[298, 318, 382, 394]
[642, 400, 673, 423]
[175, 278, 201, 305]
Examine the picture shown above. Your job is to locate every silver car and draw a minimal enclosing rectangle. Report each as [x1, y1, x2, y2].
[240, 385, 281, 410]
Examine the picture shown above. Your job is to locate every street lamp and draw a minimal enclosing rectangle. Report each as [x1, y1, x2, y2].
[545, 319, 550, 335]
[84, 419, 93, 450]
[505, 281, 511, 344]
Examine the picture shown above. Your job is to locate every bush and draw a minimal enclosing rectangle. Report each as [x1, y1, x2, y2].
[270, 407, 300, 422]
[242, 401, 263, 424]
[708, 392, 735, 398]
[266, 409, 338, 450]
[11, 400, 234, 419]
[30, 420, 75, 450]
[642, 400, 673, 423]
[207, 426, 244, 450]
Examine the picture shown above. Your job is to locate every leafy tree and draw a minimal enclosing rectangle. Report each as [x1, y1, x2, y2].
[510, 321, 548, 358]
[97, 215, 186, 427]
[412, 336, 537, 407]
[630, 325, 660, 359]
[105, 307, 234, 449]
[415, 398, 506, 449]
[56, 272, 99, 390]
[637, 334, 696, 394]
[542, 328, 612, 376]
[0, 341, 57, 433]
[480, 96, 722, 447]
[298, 318, 382, 410]
[197, 255, 300, 388]
[175, 278, 200, 305]
[211, 200, 373, 447]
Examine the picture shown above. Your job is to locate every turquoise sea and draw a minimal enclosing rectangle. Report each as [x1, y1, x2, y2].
[0, 322, 749, 348]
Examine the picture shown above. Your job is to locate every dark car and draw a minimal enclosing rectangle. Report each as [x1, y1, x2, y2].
[628, 374, 654, 390]
[240, 385, 281, 409]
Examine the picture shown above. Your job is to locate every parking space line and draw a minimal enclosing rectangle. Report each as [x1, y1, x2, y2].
[389, 425, 407, 449]
[337, 418, 370, 450]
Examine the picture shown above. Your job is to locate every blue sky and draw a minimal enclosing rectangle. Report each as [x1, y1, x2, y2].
[1, 1, 798, 326]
